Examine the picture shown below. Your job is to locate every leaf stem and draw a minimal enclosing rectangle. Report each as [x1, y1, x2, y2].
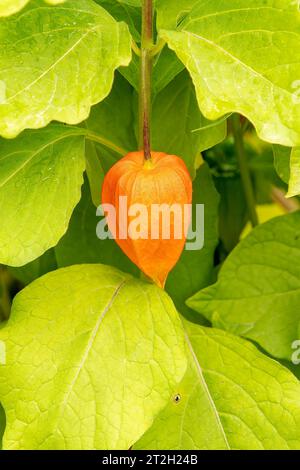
[139, 0, 154, 161]
[231, 114, 258, 227]
[85, 132, 127, 156]
[150, 38, 166, 57]
[131, 39, 141, 57]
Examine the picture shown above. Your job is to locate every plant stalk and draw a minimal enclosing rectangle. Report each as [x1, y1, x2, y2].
[139, 0, 153, 161]
[231, 114, 258, 227]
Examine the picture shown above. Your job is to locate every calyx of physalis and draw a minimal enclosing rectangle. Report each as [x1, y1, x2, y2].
[102, 151, 192, 288]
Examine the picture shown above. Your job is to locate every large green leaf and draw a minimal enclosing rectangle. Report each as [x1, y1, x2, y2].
[160, 0, 300, 147]
[187, 212, 300, 360]
[55, 180, 139, 277]
[135, 324, 300, 450]
[0, 264, 187, 450]
[166, 163, 219, 322]
[273, 146, 300, 197]
[151, 71, 227, 175]
[0, 0, 131, 138]
[0, 124, 85, 266]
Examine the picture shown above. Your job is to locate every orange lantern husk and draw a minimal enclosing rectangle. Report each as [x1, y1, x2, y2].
[102, 151, 193, 288]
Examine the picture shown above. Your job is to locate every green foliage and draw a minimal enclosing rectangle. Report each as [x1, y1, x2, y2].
[0, 0, 300, 452]
[166, 163, 219, 323]
[0, 264, 187, 449]
[188, 212, 300, 361]
[135, 324, 300, 450]
[273, 146, 300, 198]
[160, 0, 300, 147]
[0, 0, 131, 138]
[0, 124, 85, 266]
[151, 71, 227, 176]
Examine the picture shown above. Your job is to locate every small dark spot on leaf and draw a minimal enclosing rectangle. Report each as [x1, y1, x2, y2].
[173, 393, 181, 403]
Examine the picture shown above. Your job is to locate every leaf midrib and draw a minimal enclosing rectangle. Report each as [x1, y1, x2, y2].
[183, 30, 296, 98]
[53, 279, 128, 435]
[184, 330, 230, 449]
[0, 129, 85, 189]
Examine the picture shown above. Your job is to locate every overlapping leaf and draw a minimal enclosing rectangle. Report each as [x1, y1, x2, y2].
[151, 71, 227, 175]
[0, 264, 187, 449]
[55, 181, 139, 276]
[273, 146, 300, 197]
[160, 0, 300, 147]
[0, 0, 132, 137]
[135, 324, 300, 450]
[166, 163, 219, 322]
[187, 212, 300, 360]
[0, 124, 85, 266]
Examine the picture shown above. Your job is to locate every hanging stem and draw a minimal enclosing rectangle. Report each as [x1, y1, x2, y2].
[139, 0, 154, 161]
[231, 114, 258, 227]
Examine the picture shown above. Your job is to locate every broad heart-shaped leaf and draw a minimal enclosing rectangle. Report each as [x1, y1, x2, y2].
[55, 180, 139, 277]
[0, 264, 187, 450]
[135, 324, 300, 450]
[273, 146, 300, 198]
[0, 124, 85, 266]
[151, 71, 227, 176]
[166, 163, 219, 323]
[0, 0, 131, 138]
[160, 0, 300, 147]
[187, 212, 300, 361]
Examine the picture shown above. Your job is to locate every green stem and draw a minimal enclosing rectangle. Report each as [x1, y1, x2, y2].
[231, 114, 258, 227]
[150, 38, 166, 57]
[131, 39, 141, 57]
[86, 131, 127, 156]
[139, 0, 154, 160]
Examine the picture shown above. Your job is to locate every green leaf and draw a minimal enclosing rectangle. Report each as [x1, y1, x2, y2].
[187, 212, 300, 361]
[0, 0, 66, 17]
[156, 0, 199, 30]
[273, 146, 300, 198]
[0, 264, 187, 450]
[96, 0, 141, 41]
[55, 180, 139, 277]
[0, 124, 85, 266]
[8, 249, 57, 285]
[151, 71, 227, 175]
[273, 145, 291, 185]
[286, 148, 300, 197]
[0, 0, 132, 138]
[160, 0, 300, 147]
[120, 46, 185, 95]
[85, 140, 105, 208]
[152, 48, 185, 96]
[135, 324, 300, 450]
[0, 0, 29, 16]
[84, 73, 137, 204]
[166, 163, 219, 323]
